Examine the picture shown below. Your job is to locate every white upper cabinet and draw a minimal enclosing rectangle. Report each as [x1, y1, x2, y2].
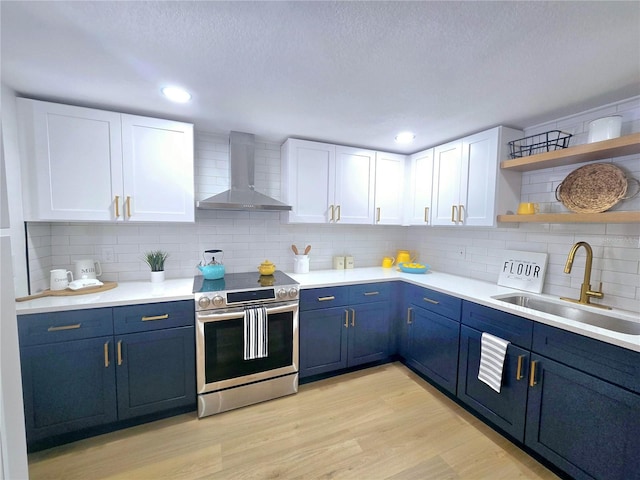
[17, 99, 194, 222]
[374, 151, 405, 225]
[405, 148, 434, 225]
[281, 139, 375, 224]
[432, 126, 522, 227]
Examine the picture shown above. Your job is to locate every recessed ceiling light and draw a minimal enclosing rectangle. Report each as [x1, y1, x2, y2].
[161, 86, 192, 103]
[394, 131, 415, 144]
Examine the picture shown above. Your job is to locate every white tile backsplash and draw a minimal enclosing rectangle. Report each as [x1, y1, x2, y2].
[25, 98, 640, 311]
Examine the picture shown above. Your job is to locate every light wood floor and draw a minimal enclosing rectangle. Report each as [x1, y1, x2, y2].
[28, 363, 560, 480]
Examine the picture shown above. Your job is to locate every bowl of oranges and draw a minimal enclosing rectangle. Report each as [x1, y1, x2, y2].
[398, 262, 430, 274]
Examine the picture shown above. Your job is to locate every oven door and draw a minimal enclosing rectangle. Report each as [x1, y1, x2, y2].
[196, 301, 299, 394]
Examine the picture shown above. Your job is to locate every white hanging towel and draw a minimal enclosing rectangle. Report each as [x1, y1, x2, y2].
[478, 332, 510, 393]
[244, 306, 268, 360]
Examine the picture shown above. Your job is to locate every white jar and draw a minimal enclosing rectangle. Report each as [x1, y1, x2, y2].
[294, 255, 310, 274]
[588, 115, 622, 143]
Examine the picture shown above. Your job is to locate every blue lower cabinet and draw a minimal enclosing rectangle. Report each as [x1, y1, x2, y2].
[348, 303, 391, 367]
[457, 325, 530, 441]
[525, 354, 640, 480]
[405, 305, 459, 395]
[116, 326, 196, 420]
[299, 306, 349, 377]
[20, 336, 117, 442]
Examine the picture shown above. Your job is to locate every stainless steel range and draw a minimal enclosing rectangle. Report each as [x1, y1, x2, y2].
[194, 271, 299, 418]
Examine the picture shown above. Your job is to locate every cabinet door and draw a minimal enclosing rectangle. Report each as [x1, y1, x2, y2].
[121, 115, 194, 222]
[116, 327, 196, 420]
[457, 326, 530, 441]
[281, 139, 336, 223]
[460, 128, 499, 226]
[348, 302, 390, 367]
[299, 307, 348, 377]
[20, 337, 117, 442]
[431, 140, 462, 226]
[526, 354, 640, 480]
[334, 146, 375, 224]
[17, 98, 123, 221]
[374, 152, 405, 225]
[406, 149, 434, 225]
[406, 306, 460, 394]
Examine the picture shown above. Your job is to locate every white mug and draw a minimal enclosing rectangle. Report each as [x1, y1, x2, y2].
[74, 259, 102, 280]
[50, 269, 73, 291]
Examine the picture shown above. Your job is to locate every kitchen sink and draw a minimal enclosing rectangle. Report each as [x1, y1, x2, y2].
[492, 294, 640, 335]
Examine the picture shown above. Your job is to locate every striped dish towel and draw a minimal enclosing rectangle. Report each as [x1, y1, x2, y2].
[478, 332, 510, 393]
[244, 306, 268, 360]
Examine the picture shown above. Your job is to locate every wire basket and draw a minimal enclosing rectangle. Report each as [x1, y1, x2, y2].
[508, 130, 573, 159]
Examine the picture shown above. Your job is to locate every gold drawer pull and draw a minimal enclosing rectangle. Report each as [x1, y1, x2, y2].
[336, 205, 341, 222]
[407, 307, 413, 324]
[516, 355, 525, 381]
[117, 340, 123, 366]
[141, 314, 169, 322]
[350, 308, 355, 327]
[48, 323, 81, 332]
[424, 207, 429, 223]
[363, 292, 379, 296]
[529, 360, 538, 387]
[423, 297, 439, 305]
[458, 204, 465, 223]
[126, 196, 132, 218]
[451, 205, 457, 223]
[115, 195, 120, 218]
[329, 205, 335, 222]
[104, 341, 110, 368]
[344, 310, 349, 328]
[317, 296, 335, 302]
[376, 207, 381, 223]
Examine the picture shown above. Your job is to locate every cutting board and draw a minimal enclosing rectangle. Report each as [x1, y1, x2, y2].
[16, 281, 118, 302]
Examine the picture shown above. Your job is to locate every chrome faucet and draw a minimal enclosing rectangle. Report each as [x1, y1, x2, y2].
[561, 241, 611, 310]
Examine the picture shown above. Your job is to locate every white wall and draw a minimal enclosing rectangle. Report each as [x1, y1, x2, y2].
[21, 96, 640, 311]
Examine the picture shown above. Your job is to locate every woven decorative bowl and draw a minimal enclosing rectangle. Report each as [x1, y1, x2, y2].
[555, 163, 639, 213]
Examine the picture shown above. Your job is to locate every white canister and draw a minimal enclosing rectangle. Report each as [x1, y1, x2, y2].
[293, 255, 310, 274]
[74, 259, 102, 279]
[345, 255, 354, 269]
[588, 115, 622, 143]
[50, 269, 73, 291]
[333, 256, 345, 270]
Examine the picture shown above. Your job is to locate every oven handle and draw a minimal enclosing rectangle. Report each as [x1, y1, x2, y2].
[196, 303, 298, 322]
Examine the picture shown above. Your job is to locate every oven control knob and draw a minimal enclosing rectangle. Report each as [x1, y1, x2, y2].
[198, 296, 211, 309]
[288, 287, 298, 299]
[277, 288, 287, 299]
[212, 295, 224, 307]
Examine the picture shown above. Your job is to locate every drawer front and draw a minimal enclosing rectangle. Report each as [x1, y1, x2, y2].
[462, 301, 533, 350]
[300, 286, 349, 311]
[406, 284, 462, 320]
[114, 300, 194, 334]
[18, 308, 113, 346]
[533, 323, 640, 394]
[348, 282, 391, 305]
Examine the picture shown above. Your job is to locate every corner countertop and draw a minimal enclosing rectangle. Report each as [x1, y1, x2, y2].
[15, 268, 640, 353]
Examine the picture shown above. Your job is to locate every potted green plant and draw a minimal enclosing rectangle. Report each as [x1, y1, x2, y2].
[142, 250, 169, 283]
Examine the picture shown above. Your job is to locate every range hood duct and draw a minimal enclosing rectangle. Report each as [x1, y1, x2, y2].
[196, 131, 292, 211]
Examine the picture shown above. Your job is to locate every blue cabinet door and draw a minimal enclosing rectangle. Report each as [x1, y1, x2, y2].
[299, 306, 348, 378]
[526, 354, 640, 480]
[116, 327, 196, 419]
[406, 306, 460, 395]
[20, 336, 117, 442]
[457, 325, 530, 441]
[348, 302, 390, 367]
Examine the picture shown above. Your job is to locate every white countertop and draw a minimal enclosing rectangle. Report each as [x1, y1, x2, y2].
[16, 268, 640, 352]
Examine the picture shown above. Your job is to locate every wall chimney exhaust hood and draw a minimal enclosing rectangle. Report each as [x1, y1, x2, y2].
[196, 131, 292, 211]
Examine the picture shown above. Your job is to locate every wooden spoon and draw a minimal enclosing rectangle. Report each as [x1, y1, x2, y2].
[291, 244, 299, 255]
[303, 245, 311, 255]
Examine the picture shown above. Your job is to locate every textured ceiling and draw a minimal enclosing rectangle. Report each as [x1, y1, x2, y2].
[1, 1, 639, 153]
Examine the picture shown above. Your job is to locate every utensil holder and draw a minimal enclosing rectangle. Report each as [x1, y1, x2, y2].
[294, 255, 309, 274]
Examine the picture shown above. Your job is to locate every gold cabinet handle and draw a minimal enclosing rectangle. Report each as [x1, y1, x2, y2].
[423, 297, 439, 305]
[451, 205, 457, 223]
[329, 205, 335, 222]
[407, 307, 413, 324]
[363, 291, 379, 296]
[344, 310, 349, 328]
[424, 207, 429, 223]
[336, 205, 341, 222]
[317, 296, 335, 302]
[516, 355, 525, 381]
[104, 341, 110, 368]
[115, 195, 120, 218]
[376, 207, 381, 223]
[350, 308, 355, 327]
[126, 196, 132, 218]
[529, 360, 538, 387]
[141, 314, 169, 322]
[48, 323, 81, 332]
[117, 340, 123, 366]
[458, 204, 464, 223]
